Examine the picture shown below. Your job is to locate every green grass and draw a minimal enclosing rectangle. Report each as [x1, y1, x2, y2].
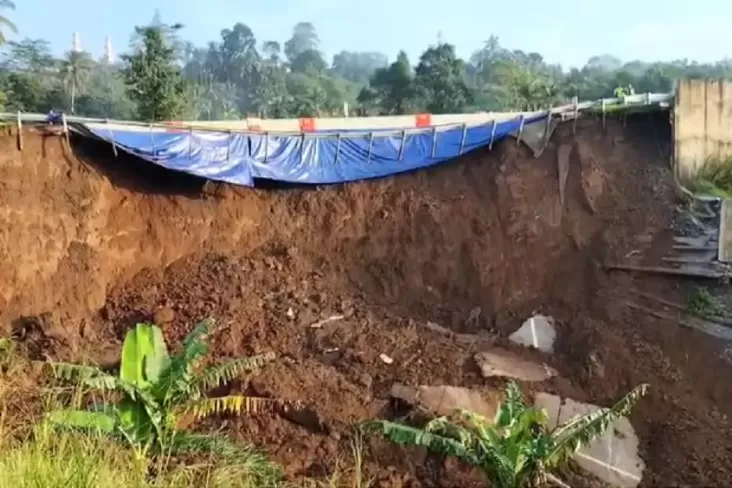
[0, 396, 281, 488]
[0, 425, 370, 488]
[0, 428, 280, 488]
[0, 345, 282, 488]
[689, 179, 732, 199]
[0, 343, 370, 488]
[686, 287, 730, 318]
[691, 156, 732, 198]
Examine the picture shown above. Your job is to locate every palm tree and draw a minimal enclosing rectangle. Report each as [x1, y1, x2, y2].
[0, 0, 17, 45]
[60, 50, 93, 113]
[495, 60, 561, 111]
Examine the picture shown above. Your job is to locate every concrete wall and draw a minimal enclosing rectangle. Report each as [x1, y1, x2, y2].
[674, 79, 732, 183]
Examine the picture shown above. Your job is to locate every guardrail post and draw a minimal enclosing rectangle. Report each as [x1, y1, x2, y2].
[431, 126, 438, 158]
[16, 111, 22, 151]
[62, 112, 70, 147]
[299, 133, 306, 166]
[572, 96, 579, 134]
[228, 131, 235, 162]
[188, 126, 193, 161]
[333, 133, 341, 165]
[398, 130, 406, 161]
[489, 119, 497, 150]
[149, 123, 155, 155]
[516, 115, 525, 146]
[263, 132, 269, 164]
[543, 108, 552, 145]
[366, 132, 374, 163]
[458, 123, 467, 155]
[105, 119, 118, 157]
[601, 99, 607, 129]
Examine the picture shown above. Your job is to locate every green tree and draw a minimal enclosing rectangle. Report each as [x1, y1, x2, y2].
[122, 25, 187, 121]
[494, 60, 560, 110]
[190, 74, 240, 120]
[470, 35, 504, 85]
[290, 49, 327, 75]
[130, 9, 186, 61]
[2, 71, 47, 111]
[364, 382, 649, 488]
[205, 22, 267, 116]
[331, 51, 388, 84]
[283, 72, 328, 117]
[362, 51, 416, 115]
[249, 63, 288, 117]
[60, 51, 93, 113]
[0, 0, 16, 45]
[262, 40, 282, 64]
[284, 22, 319, 64]
[2, 38, 56, 73]
[216, 23, 259, 84]
[414, 43, 472, 113]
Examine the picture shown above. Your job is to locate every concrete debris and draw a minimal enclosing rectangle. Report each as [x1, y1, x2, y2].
[309, 314, 344, 329]
[509, 314, 556, 353]
[474, 348, 557, 382]
[379, 353, 394, 365]
[534, 392, 644, 488]
[390, 383, 501, 419]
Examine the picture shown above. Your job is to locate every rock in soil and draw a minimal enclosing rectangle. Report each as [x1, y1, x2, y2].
[153, 306, 175, 324]
[390, 383, 501, 419]
[474, 348, 557, 382]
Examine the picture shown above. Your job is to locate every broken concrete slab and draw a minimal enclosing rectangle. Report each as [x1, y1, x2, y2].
[390, 383, 500, 419]
[534, 392, 644, 488]
[509, 314, 556, 353]
[474, 348, 557, 382]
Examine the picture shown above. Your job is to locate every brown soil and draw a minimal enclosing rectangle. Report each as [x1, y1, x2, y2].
[2, 113, 732, 487]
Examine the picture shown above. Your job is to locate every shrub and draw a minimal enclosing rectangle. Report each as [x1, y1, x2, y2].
[363, 382, 648, 488]
[45, 318, 283, 486]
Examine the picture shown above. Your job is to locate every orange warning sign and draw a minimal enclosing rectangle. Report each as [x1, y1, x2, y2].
[299, 118, 316, 132]
[415, 113, 432, 127]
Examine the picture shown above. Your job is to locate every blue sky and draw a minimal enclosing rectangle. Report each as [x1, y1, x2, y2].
[8, 0, 732, 68]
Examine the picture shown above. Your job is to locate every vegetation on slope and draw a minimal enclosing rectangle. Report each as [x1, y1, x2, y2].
[47, 319, 282, 468]
[0, 321, 380, 488]
[364, 382, 649, 488]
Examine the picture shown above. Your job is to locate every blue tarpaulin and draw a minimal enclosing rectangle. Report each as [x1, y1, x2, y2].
[78, 114, 547, 187]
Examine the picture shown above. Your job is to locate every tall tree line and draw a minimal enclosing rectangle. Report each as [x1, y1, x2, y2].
[0, 7, 731, 122]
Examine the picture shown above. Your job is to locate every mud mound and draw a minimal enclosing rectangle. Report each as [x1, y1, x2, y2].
[1, 115, 671, 341]
[6, 113, 732, 486]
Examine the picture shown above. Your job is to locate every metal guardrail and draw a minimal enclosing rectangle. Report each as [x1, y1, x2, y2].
[0, 92, 673, 140]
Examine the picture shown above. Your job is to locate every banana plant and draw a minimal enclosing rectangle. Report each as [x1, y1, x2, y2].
[363, 382, 649, 488]
[46, 318, 281, 462]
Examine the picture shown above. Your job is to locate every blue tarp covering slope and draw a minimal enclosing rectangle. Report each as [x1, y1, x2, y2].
[80, 114, 546, 187]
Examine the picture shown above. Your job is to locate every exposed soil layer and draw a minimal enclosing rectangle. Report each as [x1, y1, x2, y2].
[3, 114, 732, 487]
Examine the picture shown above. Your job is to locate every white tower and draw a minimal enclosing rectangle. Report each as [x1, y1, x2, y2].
[104, 37, 115, 64]
[72, 32, 81, 52]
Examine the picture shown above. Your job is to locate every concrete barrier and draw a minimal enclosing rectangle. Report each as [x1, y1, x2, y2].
[674, 78, 732, 183]
[170, 111, 537, 132]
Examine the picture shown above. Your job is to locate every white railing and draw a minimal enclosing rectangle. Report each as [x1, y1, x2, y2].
[0, 92, 673, 139]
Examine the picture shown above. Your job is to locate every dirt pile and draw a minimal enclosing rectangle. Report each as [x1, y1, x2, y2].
[0, 115, 671, 343]
[4, 113, 732, 487]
